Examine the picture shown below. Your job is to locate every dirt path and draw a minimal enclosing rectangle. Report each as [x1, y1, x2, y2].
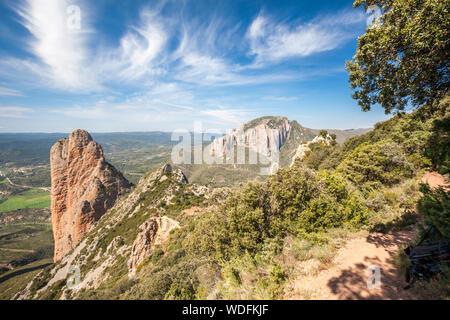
[422, 171, 449, 191]
[287, 172, 448, 300]
[3, 176, 50, 192]
[288, 228, 417, 300]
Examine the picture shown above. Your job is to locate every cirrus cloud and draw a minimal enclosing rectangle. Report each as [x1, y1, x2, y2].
[0, 106, 32, 118]
[246, 10, 366, 65]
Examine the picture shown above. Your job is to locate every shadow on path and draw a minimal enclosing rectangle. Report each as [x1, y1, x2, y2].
[326, 230, 416, 300]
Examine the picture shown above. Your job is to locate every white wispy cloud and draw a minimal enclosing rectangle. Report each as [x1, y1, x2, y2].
[7, 1, 365, 91]
[0, 87, 23, 96]
[176, 53, 232, 84]
[170, 16, 247, 86]
[246, 10, 365, 65]
[15, 0, 97, 91]
[96, 8, 169, 82]
[48, 85, 252, 130]
[10, 1, 170, 91]
[0, 106, 32, 118]
[50, 106, 109, 120]
[263, 96, 298, 101]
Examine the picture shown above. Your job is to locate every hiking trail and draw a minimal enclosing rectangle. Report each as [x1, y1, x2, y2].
[286, 172, 448, 300]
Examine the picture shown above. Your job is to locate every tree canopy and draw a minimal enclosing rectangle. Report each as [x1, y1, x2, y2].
[346, 0, 449, 113]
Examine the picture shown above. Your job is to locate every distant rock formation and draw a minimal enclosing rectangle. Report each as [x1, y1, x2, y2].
[161, 163, 188, 184]
[208, 116, 291, 160]
[50, 129, 131, 262]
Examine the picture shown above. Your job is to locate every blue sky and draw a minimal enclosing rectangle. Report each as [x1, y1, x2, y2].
[0, 0, 390, 133]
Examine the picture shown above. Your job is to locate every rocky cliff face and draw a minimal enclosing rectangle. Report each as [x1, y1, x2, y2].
[50, 129, 131, 262]
[128, 216, 180, 276]
[180, 117, 369, 184]
[208, 116, 291, 159]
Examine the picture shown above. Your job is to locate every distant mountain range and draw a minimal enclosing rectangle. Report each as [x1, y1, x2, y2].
[0, 118, 371, 187]
[0, 120, 370, 169]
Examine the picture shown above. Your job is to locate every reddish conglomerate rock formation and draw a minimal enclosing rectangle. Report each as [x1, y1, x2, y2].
[50, 129, 131, 261]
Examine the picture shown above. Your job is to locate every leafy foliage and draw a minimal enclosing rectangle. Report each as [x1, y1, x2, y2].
[184, 165, 368, 262]
[417, 184, 450, 241]
[423, 100, 450, 174]
[304, 93, 449, 180]
[337, 140, 414, 189]
[347, 0, 449, 113]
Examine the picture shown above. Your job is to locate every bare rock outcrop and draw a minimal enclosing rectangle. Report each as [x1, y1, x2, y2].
[128, 216, 180, 276]
[208, 116, 291, 159]
[50, 129, 131, 262]
[161, 163, 188, 184]
[290, 134, 334, 166]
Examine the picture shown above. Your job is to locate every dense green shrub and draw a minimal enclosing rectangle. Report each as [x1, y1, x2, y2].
[417, 184, 450, 241]
[304, 142, 337, 170]
[267, 166, 322, 234]
[150, 247, 164, 264]
[183, 165, 368, 262]
[164, 264, 199, 300]
[424, 116, 450, 175]
[324, 97, 449, 176]
[337, 140, 413, 188]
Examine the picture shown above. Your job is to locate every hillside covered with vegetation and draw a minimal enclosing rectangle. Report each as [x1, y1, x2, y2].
[2, 0, 448, 301]
[16, 91, 447, 300]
